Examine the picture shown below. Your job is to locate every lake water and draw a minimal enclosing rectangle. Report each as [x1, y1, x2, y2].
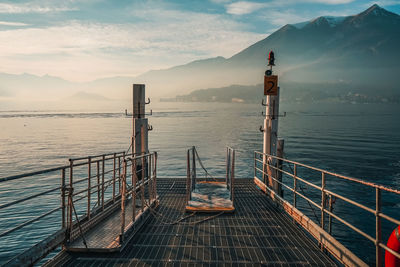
[0, 102, 399, 265]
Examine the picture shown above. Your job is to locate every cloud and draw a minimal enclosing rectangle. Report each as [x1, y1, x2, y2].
[226, 1, 267, 15]
[0, 21, 30, 26]
[0, 2, 76, 14]
[0, 8, 264, 81]
[365, 0, 400, 7]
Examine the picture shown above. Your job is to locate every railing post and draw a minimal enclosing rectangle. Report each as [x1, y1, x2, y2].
[148, 154, 152, 202]
[68, 159, 73, 241]
[141, 156, 145, 212]
[118, 155, 121, 194]
[153, 153, 157, 199]
[376, 188, 382, 267]
[132, 158, 137, 221]
[293, 164, 297, 208]
[192, 147, 196, 191]
[61, 168, 66, 229]
[231, 149, 235, 202]
[97, 160, 100, 205]
[102, 155, 105, 210]
[113, 153, 116, 202]
[186, 149, 191, 204]
[321, 172, 326, 230]
[120, 160, 127, 244]
[328, 195, 333, 235]
[87, 156, 91, 219]
[254, 152, 256, 178]
[226, 147, 229, 185]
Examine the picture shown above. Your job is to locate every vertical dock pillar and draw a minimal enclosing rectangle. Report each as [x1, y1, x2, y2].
[262, 51, 284, 195]
[132, 84, 149, 179]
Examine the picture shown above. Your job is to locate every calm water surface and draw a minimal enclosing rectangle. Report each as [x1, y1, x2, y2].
[0, 102, 399, 265]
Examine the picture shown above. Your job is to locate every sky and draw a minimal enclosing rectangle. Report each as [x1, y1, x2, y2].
[0, 0, 399, 82]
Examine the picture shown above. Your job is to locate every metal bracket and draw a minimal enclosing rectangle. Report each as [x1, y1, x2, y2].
[147, 125, 153, 131]
[262, 99, 267, 106]
[259, 126, 265, 132]
[145, 98, 150, 105]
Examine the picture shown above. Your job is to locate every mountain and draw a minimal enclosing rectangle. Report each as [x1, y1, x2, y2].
[137, 4, 400, 97]
[1, 4, 399, 108]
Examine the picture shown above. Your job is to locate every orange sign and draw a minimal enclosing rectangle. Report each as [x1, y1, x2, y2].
[264, 75, 278, 95]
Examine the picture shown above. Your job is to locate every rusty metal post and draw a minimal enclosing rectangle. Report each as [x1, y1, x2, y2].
[254, 151, 256, 178]
[87, 157, 91, 219]
[132, 158, 137, 221]
[68, 159, 73, 238]
[102, 155, 105, 210]
[328, 195, 333, 235]
[113, 153, 116, 202]
[153, 152, 157, 199]
[321, 172, 326, 230]
[97, 161, 100, 205]
[61, 168, 66, 229]
[376, 188, 382, 267]
[120, 160, 127, 243]
[141, 156, 145, 212]
[293, 164, 297, 208]
[231, 149, 235, 202]
[276, 139, 284, 197]
[118, 156, 121, 194]
[186, 150, 190, 204]
[226, 147, 229, 185]
[192, 147, 196, 191]
[148, 154, 152, 202]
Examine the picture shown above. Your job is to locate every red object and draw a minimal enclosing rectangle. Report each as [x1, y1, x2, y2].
[386, 225, 400, 267]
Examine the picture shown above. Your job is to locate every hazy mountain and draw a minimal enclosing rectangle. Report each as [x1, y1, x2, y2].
[1, 4, 399, 109]
[137, 4, 400, 97]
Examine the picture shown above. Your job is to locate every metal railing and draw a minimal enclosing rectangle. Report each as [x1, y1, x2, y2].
[226, 147, 235, 202]
[254, 151, 400, 267]
[120, 152, 158, 243]
[186, 146, 235, 204]
[0, 150, 158, 266]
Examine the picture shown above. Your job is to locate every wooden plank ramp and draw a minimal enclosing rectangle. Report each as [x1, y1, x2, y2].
[46, 178, 337, 266]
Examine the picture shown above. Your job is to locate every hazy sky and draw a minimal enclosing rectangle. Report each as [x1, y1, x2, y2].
[0, 0, 399, 82]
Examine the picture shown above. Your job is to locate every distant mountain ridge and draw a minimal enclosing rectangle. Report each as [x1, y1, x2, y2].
[1, 4, 399, 108]
[134, 4, 400, 97]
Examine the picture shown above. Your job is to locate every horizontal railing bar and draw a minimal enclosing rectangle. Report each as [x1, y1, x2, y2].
[379, 212, 400, 226]
[126, 152, 154, 162]
[0, 206, 61, 238]
[255, 151, 400, 194]
[73, 178, 115, 197]
[0, 186, 61, 209]
[255, 166, 321, 210]
[379, 242, 400, 259]
[324, 189, 375, 214]
[1, 152, 128, 183]
[70, 151, 126, 161]
[0, 167, 67, 183]
[324, 209, 375, 242]
[268, 163, 323, 191]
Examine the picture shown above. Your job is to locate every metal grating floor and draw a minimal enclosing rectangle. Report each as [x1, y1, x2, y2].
[54, 178, 336, 266]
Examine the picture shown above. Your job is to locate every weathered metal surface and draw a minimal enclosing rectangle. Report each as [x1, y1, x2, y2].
[51, 179, 337, 266]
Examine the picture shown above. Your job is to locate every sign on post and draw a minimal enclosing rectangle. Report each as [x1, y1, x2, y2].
[264, 75, 278, 95]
